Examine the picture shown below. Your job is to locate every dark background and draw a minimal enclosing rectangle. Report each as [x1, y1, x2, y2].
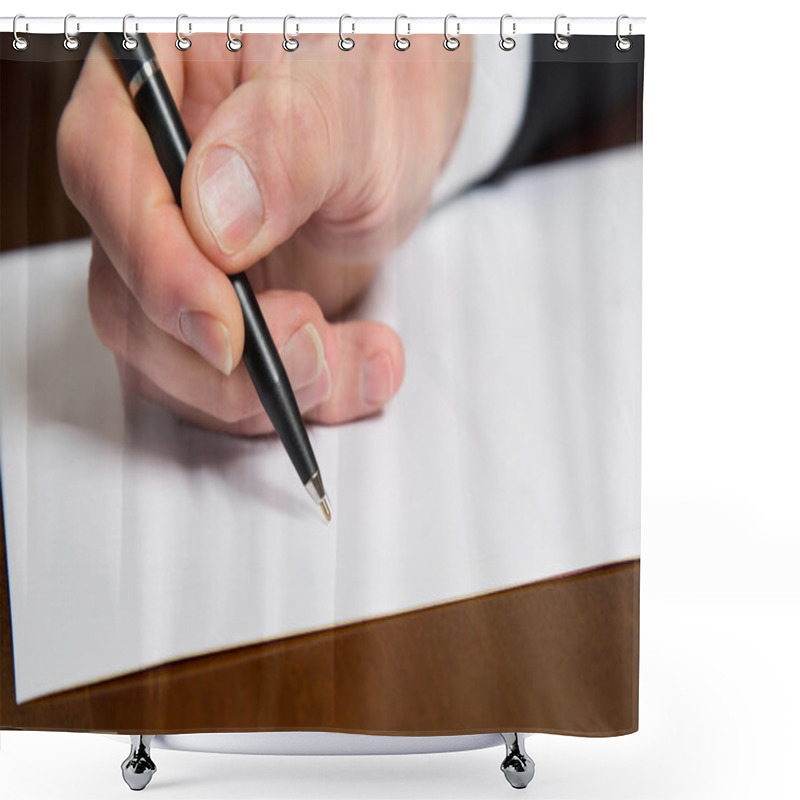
[1, 33, 643, 253]
[1, 34, 89, 251]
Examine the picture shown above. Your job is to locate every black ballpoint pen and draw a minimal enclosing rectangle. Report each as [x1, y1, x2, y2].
[105, 32, 331, 522]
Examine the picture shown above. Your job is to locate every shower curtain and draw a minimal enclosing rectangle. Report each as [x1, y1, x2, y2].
[1, 18, 643, 746]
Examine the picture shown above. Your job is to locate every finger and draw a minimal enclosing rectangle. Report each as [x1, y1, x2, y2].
[306, 320, 405, 426]
[90, 241, 403, 431]
[57, 35, 244, 375]
[180, 35, 471, 272]
[251, 237, 379, 319]
[117, 360, 270, 437]
[118, 359, 337, 437]
[180, 51, 338, 270]
[89, 240, 331, 426]
[121, 319, 406, 436]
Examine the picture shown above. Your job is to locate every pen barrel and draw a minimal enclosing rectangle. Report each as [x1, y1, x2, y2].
[104, 33, 189, 202]
[105, 32, 320, 487]
[232, 275, 320, 483]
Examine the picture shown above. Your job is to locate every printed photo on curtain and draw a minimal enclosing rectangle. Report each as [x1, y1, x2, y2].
[0, 15, 644, 792]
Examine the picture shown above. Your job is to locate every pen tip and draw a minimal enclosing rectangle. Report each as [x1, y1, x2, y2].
[305, 471, 330, 522]
[320, 497, 332, 523]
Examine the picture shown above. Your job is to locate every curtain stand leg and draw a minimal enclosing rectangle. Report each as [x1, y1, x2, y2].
[117, 732, 530, 790]
[121, 735, 156, 791]
[500, 733, 535, 789]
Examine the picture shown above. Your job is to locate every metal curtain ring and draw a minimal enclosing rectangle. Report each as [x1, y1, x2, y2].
[64, 13, 79, 51]
[12, 14, 29, 51]
[122, 14, 138, 50]
[394, 14, 410, 51]
[227, 15, 242, 51]
[499, 14, 516, 51]
[176, 14, 192, 50]
[554, 14, 570, 51]
[443, 14, 460, 51]
[338, 14, 355, 51]
[283, 15, 299, 52]
[616, 14, 632, 51]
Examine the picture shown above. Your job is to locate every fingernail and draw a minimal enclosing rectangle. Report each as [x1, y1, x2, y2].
[295, 361, 332, 411]
[360, 352, 394, 406]
[281, 323, 325, 388]
[198, 146, 264, 254]
[179, 311, 233, 375]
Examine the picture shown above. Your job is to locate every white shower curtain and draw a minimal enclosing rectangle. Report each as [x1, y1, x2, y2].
[1, 18, 643, 743]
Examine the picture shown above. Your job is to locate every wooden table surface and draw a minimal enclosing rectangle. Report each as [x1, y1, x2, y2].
[2, 504, 638, 737]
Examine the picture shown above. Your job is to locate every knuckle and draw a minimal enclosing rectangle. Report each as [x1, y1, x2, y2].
[310, 170, 406, 259]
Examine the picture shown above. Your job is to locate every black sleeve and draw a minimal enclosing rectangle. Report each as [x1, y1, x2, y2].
[484, 34, 645, 184]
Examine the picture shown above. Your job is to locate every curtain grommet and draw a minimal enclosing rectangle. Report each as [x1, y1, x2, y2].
[63, 14, 80, 51]
[226, 15, 242, 52]
[338, 14, 355, 51]
[554, 14, 570, 51]
[121, 14, 138, 51]
[499, 14, 516, 51]
[443, 14, 460, 51]
[283, 15, 299, 52]
[176, 14, 192, 51]
[12, 14, 29, 51]
[394, 14, 410, 51]
[616, 15, 632, 51]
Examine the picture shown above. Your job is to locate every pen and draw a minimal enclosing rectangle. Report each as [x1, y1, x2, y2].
[104, 32, 331, 522]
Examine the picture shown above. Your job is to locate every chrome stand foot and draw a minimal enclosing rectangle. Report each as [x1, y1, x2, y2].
[500, 733, 535, 789]
[121, 735, 156, 791]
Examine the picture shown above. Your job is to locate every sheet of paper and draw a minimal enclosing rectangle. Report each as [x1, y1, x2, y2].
[1, 147, 641, 703]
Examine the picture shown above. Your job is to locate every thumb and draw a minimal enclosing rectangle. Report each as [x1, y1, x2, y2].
[180, 63, 340, 272]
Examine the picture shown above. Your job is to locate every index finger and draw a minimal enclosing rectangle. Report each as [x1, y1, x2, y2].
[57, 34, 244, 375]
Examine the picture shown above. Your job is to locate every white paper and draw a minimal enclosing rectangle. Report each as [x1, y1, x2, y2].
[1, 146, 641, 703]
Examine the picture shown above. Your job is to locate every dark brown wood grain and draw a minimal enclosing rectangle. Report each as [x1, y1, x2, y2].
[2, 492, 638, 736]
[0, 34, 90, 252]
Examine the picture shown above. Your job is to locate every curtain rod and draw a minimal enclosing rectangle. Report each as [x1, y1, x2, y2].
[1, 16, 646, 37]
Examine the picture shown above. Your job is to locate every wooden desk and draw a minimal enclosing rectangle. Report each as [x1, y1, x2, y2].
[2, 507, 638, 736]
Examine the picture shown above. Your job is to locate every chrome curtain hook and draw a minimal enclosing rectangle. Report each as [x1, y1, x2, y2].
[176, 13, 192, 51]
[64, 14, 80, 51]
[283, 15, 299, 52]
[338, 14, 355, 51]
[443, 14, 460, 51]
[499, 14, 516, 51]
[616, 14, 632, 51]
[554, 14, 570, 51]
[394, 14, 410, 51]
[12, 14, 29, 51]
[226, 15, 242, 52]
[122, 14, 138, 51]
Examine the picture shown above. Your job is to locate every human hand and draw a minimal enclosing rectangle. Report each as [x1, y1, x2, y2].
[58, 33, 471, 434]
